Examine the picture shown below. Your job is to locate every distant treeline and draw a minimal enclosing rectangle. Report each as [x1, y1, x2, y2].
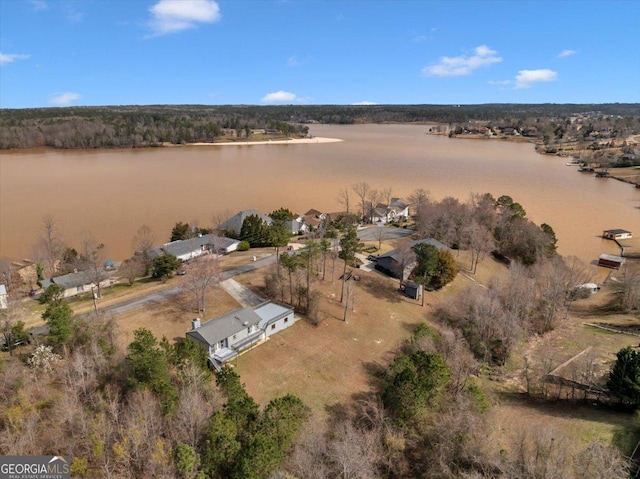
[1, 103, 638, 150]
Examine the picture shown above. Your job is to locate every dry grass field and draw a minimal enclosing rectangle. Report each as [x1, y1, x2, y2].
[13, 237, 638, 453]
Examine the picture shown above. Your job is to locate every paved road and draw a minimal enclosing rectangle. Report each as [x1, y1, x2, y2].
[30, 254, 279, 336]
[106, 253, 278, 315]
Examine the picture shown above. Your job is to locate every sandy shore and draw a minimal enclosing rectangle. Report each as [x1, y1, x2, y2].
[186, 137, 343, 147]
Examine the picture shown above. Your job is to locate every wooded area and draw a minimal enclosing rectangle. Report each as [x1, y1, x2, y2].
[1, 103, 638, 149]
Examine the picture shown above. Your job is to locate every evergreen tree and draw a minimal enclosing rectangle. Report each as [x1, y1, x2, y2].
[43, 301, 73, 348]
[127, 328, 178, 414]
[240, 214, 269, 247]
[607, 346, 640, 406]
[151, 253, 182, 280]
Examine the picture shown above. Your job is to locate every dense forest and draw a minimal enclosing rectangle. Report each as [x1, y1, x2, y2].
[1, 103, 638, 149]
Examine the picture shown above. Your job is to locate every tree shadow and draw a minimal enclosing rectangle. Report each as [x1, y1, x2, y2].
[494, 390, 637, 433]
[357, 275, 402, 304]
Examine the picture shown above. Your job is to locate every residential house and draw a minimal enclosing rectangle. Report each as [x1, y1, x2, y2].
[150, 235, 240, 261]
[284, 215, 308, 235]
[254, 302, 295, 337]
[40, 270, 114, 298]
[367, 198, 410, 224]
[376, 238, 450, 280]
[0, 284, 7, 309]
[302, 209, 326, 229]
[186, 301, 295, 369]
[220, 209, 272, 235]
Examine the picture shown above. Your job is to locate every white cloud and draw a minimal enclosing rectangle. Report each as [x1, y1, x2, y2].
[148, 0, 221, 36]
[423, 45, 502, 77]
[26, 0, 47, 10]
[287, 55, 311, 67]
[49, 92, 82, 105]
[66, 7, 85, 23]
[352, 101, 377, 105]
[557, 49, 577, 59]
[261, 91, 297, 103]
[0, 52, 30, 66]
[515, 69, 558, 89]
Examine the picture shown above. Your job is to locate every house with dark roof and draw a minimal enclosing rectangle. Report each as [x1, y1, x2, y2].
[376, 238, 449, 280]
[220, 209, 272, 235]
[186, 301, 295, 369]
[40, 270, 115, 299]
[150, 235, 240, 261]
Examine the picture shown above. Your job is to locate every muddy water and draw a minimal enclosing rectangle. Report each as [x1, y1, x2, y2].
[1, 124, 637, 268]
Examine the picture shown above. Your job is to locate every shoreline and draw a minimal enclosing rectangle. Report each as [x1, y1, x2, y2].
[181, 137, 343, 147]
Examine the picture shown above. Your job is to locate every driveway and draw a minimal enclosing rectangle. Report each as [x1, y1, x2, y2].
[357, 226, 414, 242]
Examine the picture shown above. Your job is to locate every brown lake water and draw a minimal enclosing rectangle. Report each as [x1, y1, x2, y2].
[1, 124, 638, 268]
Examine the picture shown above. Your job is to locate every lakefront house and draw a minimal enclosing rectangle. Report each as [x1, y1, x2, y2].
[186, 301, 295, 369]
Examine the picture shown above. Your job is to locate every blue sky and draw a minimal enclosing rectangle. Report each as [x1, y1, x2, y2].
[1, 0, 639, 108]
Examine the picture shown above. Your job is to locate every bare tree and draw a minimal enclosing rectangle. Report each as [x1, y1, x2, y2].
[394, 241, 415, 283]
[77, 237, 109, 300]
[119, 256, 146, 285]
[381, 187, 393, 206]
[464, 221, 494, 274]
[211, 209, 234, 234]
[337, 186, 351, 214]
[35, 215, 65, 277]
[131, 225, 155, 273]
[352, 182, 371, 222]
[367, 188, 382, 223]
[181, 254, 220, 313]
[614, 263, 640, 311]
[373, 227, 388, 251]
[408, 188, 430, 222]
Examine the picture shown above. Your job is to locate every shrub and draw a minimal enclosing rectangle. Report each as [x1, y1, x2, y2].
[237, 241, 250, 251]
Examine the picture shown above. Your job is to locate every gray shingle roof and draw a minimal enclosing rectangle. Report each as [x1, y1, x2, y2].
[186, 308, 262, 346]
[40, 270, 105, 291]
[150, 235, 239, 259]
[377, 238, 449, 261]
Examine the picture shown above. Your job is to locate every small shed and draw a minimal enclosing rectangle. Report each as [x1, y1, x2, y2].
[602, 229, 632, 240]
[402, 281, 422, 300]
[598, 254, 625, 269]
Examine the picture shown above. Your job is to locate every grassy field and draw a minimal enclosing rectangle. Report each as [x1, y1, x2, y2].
[17, 238, 638, 453]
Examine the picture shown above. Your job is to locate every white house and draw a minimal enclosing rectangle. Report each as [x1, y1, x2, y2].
[367, 198, 410, 224]
[254, 302, 295, 337]
[186, 301, 296, 369]
[150, 235, 240, 262]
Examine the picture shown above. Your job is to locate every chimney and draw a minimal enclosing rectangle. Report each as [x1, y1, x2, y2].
[192, 318, 201, 330]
